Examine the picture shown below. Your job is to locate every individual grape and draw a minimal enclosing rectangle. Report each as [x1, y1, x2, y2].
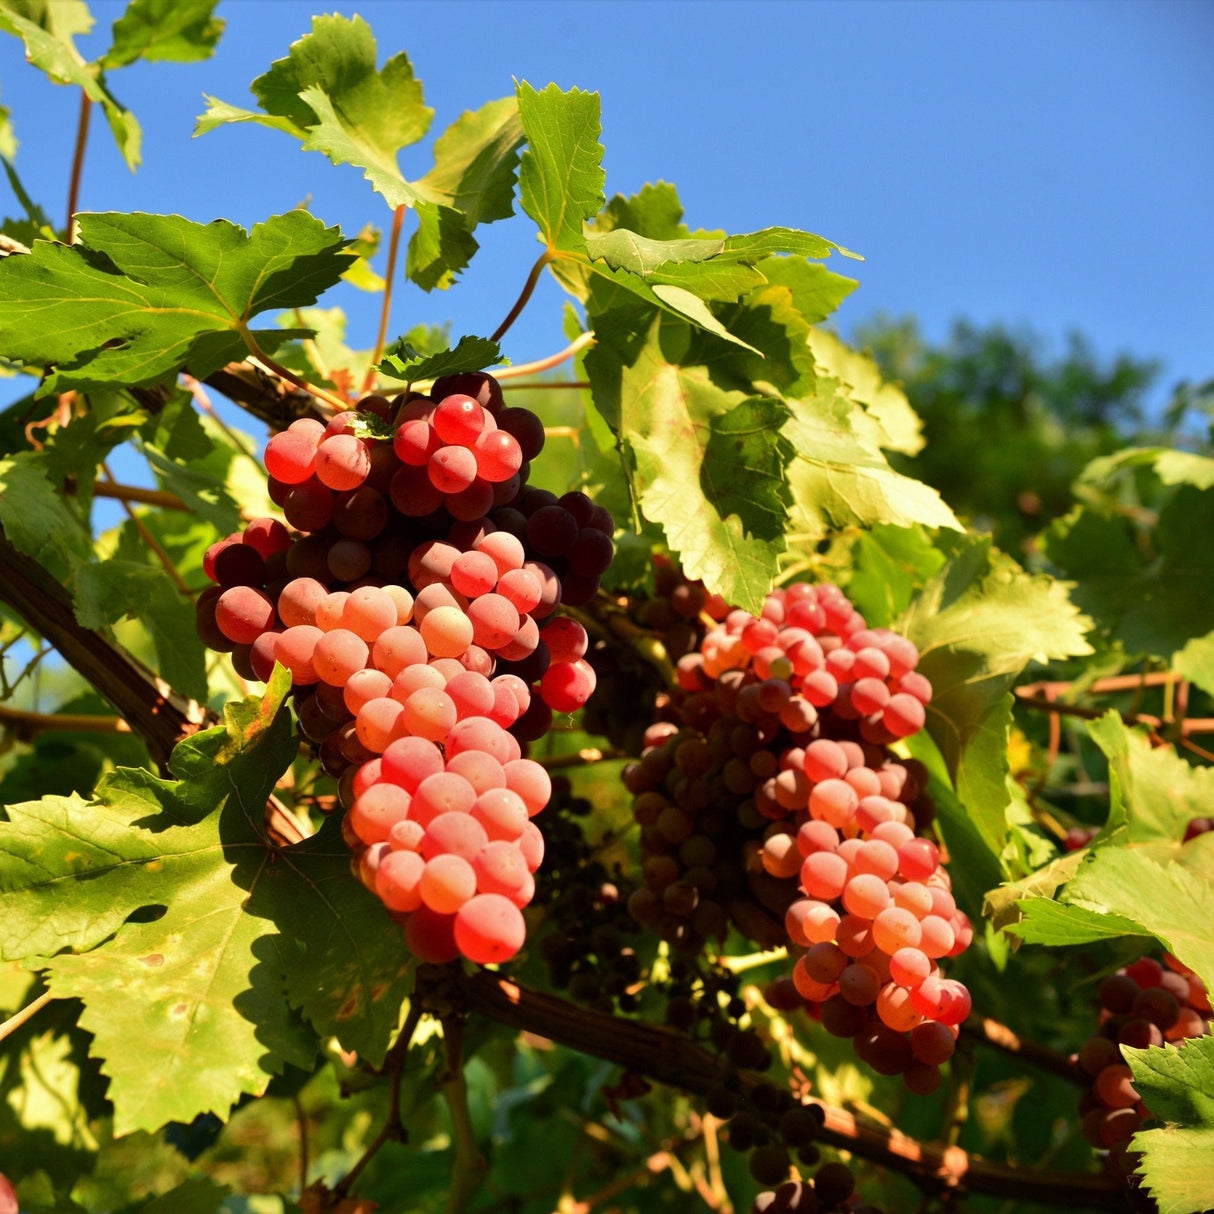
[402, 687, 457, 742]
[445, 671, 496, 720]
[403, 905, 460, 964]
[477, 530, 525, 575]
[328, 539, 372, 583]
[444, 750, 506, 795]
[473, 428, 523, 482]
[344, 667, 393, 715]
[273, 624, 323, 683]
[315, 434, 370, 490]
[422, 812, 489, 862]
[433, 394, 487, 446]
[372, 625, 428, 678]
[389, 464, 444, 516]
[333, 485, 389, 540]
[216, 586, 276, 644]
[356, 696, 407, 752]
[872, 907, 923, 954]
[278, 577, 327, 628]
[455, 893, 526, 964]
[375, 850, 425, 912]
[420, 605, 474, 658]
[420, 853, 477, 914]
[213, 542, 266, 589]
[348, 783, 412, 845]
[283, 480, 334, 532]
[265, 429, 318, 484]
[381, 735, 446, 791]
[839, 964, 881, 1006]
[429, 445, 478, 494]
[1095, 1065, 1139, 1109]
[450, 550, 499, 597]
[540, 659, 597, 713]
[842, 873, 892, 919]
[472, 788, 529, 841]
[394, 418, 441, 465]
[889, 946, 931, 989]
[468, 594, 520, 649]
[313, 629, 369, 685]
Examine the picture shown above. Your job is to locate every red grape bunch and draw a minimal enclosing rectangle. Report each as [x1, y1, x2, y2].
[1076, 953, 1210, 1185]
[624, 578, 973, 1090]
[194, 372, 615, 967]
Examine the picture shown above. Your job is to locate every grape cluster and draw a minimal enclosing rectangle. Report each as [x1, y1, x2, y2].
[751, 1162, 884, 1214]
[194, 373, 614, 965]
[1076, 954, 1210, 1179]
[532, 778, 643, 1011]
[624, 579, 972, 1089]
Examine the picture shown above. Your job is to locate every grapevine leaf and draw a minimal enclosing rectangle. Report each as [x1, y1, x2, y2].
[0, 3, 141, 169]
[0, 452, 90, 568]
[782, 383, 959, 540]
[408, 96, 525, 290]
[198, 15, 432, 210]
[516, 81, 605, 251]
[1123, 1037, 1214, 1214]
[1045, 486, 1214, 694]
[0, 210, 350, 393]
[898, 536, 1093, 858]
[377, 334, 501, 384]
[616, 314, 792, 614]
[583, 230, 730, 275]
[141, 444, 243, 536]
[73, 560, 207, 703]
[0, 675, 411, 1132]
[102, 0, 224, 68]
[1009, 848, 1214, 993]
[806, 328, 923, 456]
[754, 256, 859, 324]
[1079, 446, 1214, 492]
[1088, 712, 1214, 846]
[844, 525, 947, 628]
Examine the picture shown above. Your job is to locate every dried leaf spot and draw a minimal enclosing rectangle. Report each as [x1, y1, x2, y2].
[139, 953, 165, 967]
[171, 1001, 190, 1017]
[335, 992, 362, 1021]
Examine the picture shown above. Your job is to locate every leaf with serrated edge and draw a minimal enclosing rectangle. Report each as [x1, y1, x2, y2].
[1009, 848, 1214, 993]
[783, 383, 958, 540]
[1124, 1036, 1214, 1214]
[618, 314, 791, 614]
[377, 334, 501, 384]
[0, 211, 349, 393]
[102, 0, 224, 68]
[408, 96, 524, 290]
[0, 6, 141, 168]
[899, 537, 1092, 857]
[806, 328, 923, 456]
[754, 257, 858, 325]
[1088, 712, 1214, 846]
[516, 81, 605, 251]
[0, 673, 412, 1132]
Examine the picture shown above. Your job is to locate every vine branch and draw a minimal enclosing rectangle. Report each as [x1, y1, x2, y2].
[491, 250, 554, 345]
[445, 970, 1127, 1210]
[66, 91, 92, 240]
[0, 988, 54, 1045]
[362, 203, 408, 396]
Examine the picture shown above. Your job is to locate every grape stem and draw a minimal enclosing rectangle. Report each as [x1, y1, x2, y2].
[440, 1018, 486, 1214]
[1015, 692, 1214, 739]
[444, 970, 1128, 1210]
[238, 327, 350, 414]
[491, 250, 554, 345]
[64, 478, 189, 512]
[0, 988, 54, 1045]
[0, 702, 131, 738]
[101, 461, 195, 599]
[362, 203, 409, 396]
[960, 1015, 1082, 1085]
[493, 331, 595, 379]
[335, 1002, 423, 1197]
[66, 90, 92, 241]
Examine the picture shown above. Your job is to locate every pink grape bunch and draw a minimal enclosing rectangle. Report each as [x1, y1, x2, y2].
[193, 373, 615, 966]
[1075, 953, 1210, 1184]
[623, 579, 974, 1091]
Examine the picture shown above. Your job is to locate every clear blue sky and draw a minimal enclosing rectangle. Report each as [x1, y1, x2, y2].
[1, 0, 1211, 407]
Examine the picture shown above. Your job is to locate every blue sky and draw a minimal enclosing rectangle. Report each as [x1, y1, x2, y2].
[0, 0, 1210, 409]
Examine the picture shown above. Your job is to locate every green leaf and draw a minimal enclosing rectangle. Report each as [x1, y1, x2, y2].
[754, 256, 858, 324]
[137, 1180, 229, 1214]
[1088, 712, 1214, 846]
[408, 96, 525, 290]
[1124, 1036, 1214, 1214]
[102, 0, 224, 68]
[198, 15, 432, 210]
[1079, 445, 1214, 492]
[516, 81, 605, 251]
[377, 334, 501, 384]
[73, 559, 208, 703]
[782, 383, 959, 540]
[1010, 847, 1214, 993]
[899, 536, 1093, 857]
[806, 328, 924, 456]
[0, 675, 412, 1132]
[1046, 487, 1214, 695]
[140, 442, 243, 535]
[0, 210, 350, 392]
[0, 3, 141, 169]
[0, 451, 90, 568]
[615, 314, 792, 614]
[844, 524, 947, 628]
